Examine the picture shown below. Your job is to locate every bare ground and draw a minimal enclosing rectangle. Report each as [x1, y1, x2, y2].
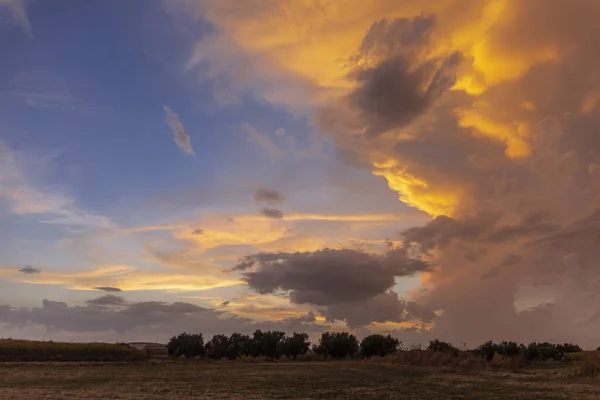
[0, 361, 598, 399]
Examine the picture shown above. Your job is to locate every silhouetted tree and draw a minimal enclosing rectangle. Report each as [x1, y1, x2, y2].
[167, 332, 205, 358]
[281, 332, 310, 360]
[205, 334, 230, 359]
[252, 330, 286, 359]
[360, 334, 400, 358]
[227, 333, 251, 360]
[313, 332, 359, 359]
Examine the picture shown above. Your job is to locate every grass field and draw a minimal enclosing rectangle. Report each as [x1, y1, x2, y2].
[1, 361, 599, 399]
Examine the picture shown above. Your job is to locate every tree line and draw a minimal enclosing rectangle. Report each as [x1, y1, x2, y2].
[167, 331, 584, 361]
[167, 330, 399, 360]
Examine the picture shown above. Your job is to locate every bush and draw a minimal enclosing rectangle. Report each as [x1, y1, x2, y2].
[0, 339, 146, 362]
[360, 334, 400, 358]
[313, 332, 359, 359]
[427, 340, 458, 354]
[167, 333, 205, 358]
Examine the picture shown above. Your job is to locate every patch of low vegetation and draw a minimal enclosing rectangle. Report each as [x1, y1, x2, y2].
[0, 339, 146, 362]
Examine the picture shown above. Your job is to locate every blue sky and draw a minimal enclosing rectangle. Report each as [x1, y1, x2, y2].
[3, 0, 593, 347]
[0, 0, 428, 342]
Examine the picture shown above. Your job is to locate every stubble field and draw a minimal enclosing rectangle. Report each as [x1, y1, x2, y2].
[1, 361, 600, 399]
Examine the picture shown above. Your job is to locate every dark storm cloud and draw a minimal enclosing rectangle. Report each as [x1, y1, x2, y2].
[86, 295, 127, 307]
[18, 265, 40, 274]
[349, 52, 461, 137]
[238, 248, 429, 306]
[402, 211, 560, 252]
[323, 291, 436, 328]
[93, 286, 122, 292]
[345, 16, 461, 136]
[260, 208, 284, 219]
[254, 188, 285, 205]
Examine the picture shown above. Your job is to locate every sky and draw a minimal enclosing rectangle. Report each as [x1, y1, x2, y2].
[1, 0, 600, 348]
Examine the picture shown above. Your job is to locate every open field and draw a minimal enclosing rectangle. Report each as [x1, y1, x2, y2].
[1, 362, 599, 399]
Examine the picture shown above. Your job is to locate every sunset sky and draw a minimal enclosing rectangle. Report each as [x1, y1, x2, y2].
[2, 0, 600, 347]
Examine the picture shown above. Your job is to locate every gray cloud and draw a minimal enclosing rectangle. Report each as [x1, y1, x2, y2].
[338, 16, 461, 137]
[164, 105, 195, 155]
[86, 295, 127, 307]
[254, 188, 285, 205]
[239, 248, 429, 307]
[18, 265, 39, 274]
[93, 286, 122, 292]
[260, 208, 283, 219]
[0, 298, 328, 340]
[192, 228, 204, 235]
[323, 291, 436, 328]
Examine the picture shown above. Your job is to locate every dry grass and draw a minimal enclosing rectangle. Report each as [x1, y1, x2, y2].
[0, 361, 599, 399]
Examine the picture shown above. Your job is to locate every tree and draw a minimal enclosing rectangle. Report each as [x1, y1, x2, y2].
[360, 334, 400, 358]
[227, 333, 251, 360]
[205, 334, 230, 359]
[281, 332, 310, 360]
[251, 330, 286, 359]
[167, 332, 205, 358]
[313, 332, 359, 359]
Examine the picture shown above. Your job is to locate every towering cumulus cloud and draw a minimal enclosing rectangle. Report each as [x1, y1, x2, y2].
[188, 0, 600, 346]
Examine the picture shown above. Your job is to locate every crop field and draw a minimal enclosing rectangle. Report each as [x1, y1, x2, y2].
[1, 361, 599, 400]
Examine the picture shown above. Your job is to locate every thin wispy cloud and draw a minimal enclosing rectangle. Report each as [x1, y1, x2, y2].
[243, 123, 286, 160]
[0, 141, 111, 228]
[0, 0, 33, 37]
[164, 105, 195, 156]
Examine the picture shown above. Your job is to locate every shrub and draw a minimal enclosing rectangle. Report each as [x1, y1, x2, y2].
[427, 340, 458, 354]
[0, 339, 146, 362]
[360, 334, 400, 358]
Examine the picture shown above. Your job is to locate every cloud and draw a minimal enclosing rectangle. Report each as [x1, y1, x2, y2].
[163, 106, 195, 155]
[260, 208, 283, 219]
[0, 0, 32, 36]
[0, 264, 242, 292]
[323, 291, 435, 328]
[192, 228, 204, 235]
[0, 297, 327, 340]
[0, 141, 112, 228]
[243, 123, 286, 160]
[239, 248, 429, 306]
[18, 266, 39, 274]
[177, 0, 600, 346]
[93, 286, 122, 292]
[86, 295, 127, 307]
[345, 16, 461, 137]
[254, 188, 285, 205]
